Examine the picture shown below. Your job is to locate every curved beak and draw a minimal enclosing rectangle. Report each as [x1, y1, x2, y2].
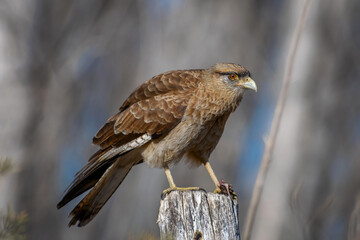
[237, 77, 257, 92]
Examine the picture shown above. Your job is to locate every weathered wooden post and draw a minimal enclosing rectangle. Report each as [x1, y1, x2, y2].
[158, 190, 240, 240]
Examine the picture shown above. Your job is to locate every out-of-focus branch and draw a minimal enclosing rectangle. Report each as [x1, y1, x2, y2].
[0, 206, 28, 240]
[243, 0, 313, 239]
[348, 194, 360, 240]
[0, 158, 27, 239]
[0, 157, 13, 176]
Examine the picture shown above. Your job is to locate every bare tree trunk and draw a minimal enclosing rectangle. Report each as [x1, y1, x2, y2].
[158, 190, 240, 240]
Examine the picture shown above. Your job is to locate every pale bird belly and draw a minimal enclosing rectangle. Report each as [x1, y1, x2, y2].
[142, 121, 202, 168]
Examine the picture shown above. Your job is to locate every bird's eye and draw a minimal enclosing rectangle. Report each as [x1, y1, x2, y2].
[228, 74, 237, 81]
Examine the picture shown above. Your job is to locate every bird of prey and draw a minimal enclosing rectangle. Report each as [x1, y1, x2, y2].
[57, 63, 257, 227]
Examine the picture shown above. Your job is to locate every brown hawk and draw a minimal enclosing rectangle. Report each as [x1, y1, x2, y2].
[57, 63, 257, 227]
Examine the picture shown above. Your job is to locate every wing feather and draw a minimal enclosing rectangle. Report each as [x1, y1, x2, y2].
[93, 70, 201, 149]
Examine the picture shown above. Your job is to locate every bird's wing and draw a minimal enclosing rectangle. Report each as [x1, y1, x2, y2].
[93, 70, 201, 149]
[57, 70, 201, 211]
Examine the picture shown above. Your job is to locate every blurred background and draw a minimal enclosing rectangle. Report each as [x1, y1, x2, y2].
[0, 0, 359, 239]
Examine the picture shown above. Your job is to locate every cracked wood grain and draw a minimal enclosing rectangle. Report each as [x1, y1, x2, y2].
[158, 190, 240, 240]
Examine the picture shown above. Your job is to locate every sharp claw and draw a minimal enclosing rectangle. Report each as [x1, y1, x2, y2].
[219, 179, 230, 196]
[216, 179, 238, 200]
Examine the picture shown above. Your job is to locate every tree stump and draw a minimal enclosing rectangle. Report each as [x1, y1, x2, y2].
[157, 190, 240, 240]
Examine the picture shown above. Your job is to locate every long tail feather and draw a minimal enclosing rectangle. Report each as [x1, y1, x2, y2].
[68, 160, 133, 227]
[57, 161, 113, 209]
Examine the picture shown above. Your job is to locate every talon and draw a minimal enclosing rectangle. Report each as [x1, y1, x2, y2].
[213, 187, 222, 194]
[215, 179, 238, 200]
[219, 179, 231, 196]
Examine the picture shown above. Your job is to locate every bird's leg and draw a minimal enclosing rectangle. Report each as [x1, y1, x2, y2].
[203, 162, 221, 193]
[204, 162, 237, 199]
[164, 167, 176, 188]
[162, 166, 200, 198]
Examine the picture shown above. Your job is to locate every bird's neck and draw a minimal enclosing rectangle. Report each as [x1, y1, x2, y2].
[185, 81, 243, 124]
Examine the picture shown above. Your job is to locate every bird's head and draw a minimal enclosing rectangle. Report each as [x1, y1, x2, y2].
[209, 63, 257, 92]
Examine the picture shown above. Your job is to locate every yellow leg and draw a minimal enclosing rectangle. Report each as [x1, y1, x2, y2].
[164, 166, 176, 188]
[204, 162, 220, 187]
[162, 166, 199, 197]
[204, 162, 237, 198]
